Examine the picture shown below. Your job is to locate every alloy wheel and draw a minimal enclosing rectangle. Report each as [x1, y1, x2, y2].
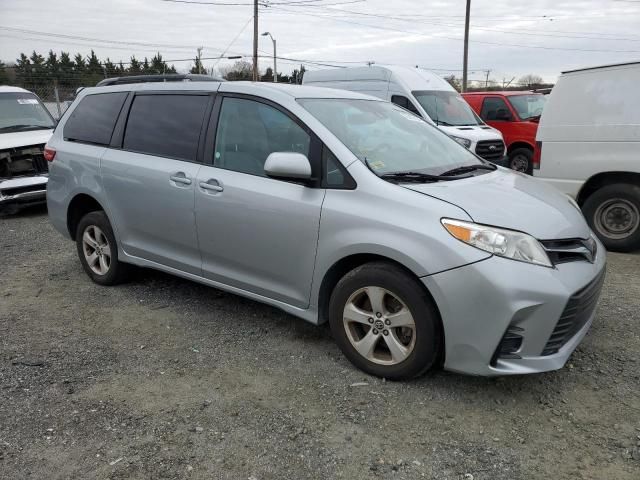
[342, 286, 416, 365]
[82, 225, 112, 275]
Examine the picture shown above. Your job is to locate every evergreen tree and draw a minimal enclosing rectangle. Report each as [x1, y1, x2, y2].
[45, 50, 60, 82]
[59, 52, 75, 89]
[103, 58, 118, 77]
[0, 60, 8, 84]
[129, 56, 142, 75]
[15, 53, 31, 87]
[150, 53, 167, 74]
[190, 56, 204, 74]
[142, 58, 150, 74]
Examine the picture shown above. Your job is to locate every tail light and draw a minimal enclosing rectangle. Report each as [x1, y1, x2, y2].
[532, 141, 541, 170]
[44, 146, 56, 162]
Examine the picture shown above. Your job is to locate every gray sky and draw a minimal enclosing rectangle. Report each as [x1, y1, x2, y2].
[2, 0, 640, 84]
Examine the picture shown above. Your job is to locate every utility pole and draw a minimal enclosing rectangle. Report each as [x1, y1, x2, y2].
[462, 0, 471, 92]
[197, 47, 203, 74]
[484, 69, 491, 90]
[253, 0, 259, 81]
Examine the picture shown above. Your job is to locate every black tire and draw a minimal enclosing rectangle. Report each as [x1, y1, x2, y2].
[582, 183, 640, 252]
[508, 147, 533, 175]
[328, 262, 442, 380]
[75, 211, 130, 285]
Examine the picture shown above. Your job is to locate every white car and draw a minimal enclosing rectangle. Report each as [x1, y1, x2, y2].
[535, 61, 640, 251]
[0, 86, 56, 212]
[303, 65, 507, 165]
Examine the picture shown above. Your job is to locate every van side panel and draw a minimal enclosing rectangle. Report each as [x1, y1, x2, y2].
[536, 63, 640, 194]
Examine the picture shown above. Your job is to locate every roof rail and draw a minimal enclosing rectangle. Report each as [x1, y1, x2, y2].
[96, 74, 224, 87]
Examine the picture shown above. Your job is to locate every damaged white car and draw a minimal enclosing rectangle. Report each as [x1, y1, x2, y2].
[0, 86, 56, 213]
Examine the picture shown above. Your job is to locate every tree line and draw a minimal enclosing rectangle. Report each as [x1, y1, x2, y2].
[0, 51, 306, 100]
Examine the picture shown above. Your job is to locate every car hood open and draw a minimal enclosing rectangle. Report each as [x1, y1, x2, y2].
[403, 168, 591, 240]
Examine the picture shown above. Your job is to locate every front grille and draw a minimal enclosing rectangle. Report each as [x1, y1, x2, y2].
[475, 140, 505, 161]
[541, 269, 606, 356]
[541, 238, 598, 265]
[0, 144, 48, 178]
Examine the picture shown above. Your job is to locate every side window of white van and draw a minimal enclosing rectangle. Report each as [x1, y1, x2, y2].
[391, 95, 421, 117]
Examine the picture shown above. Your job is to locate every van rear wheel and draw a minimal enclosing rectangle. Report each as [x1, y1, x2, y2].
[328, 262, 441, 380]
[582, 183, 640, 252]
[76, 211, 130, 285]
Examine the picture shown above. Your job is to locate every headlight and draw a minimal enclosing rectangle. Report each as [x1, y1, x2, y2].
[450, 135, 472, 149]
[441, 218, 552, 267]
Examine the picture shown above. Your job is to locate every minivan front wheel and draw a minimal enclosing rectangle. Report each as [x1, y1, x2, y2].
[76, 211, 129, 285]
[583, 183, 640, 252]
[329, 262, 441, 380]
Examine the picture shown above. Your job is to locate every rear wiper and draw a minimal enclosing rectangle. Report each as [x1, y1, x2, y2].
[380, 171, 468, 183]
[439, 164, 497, 177]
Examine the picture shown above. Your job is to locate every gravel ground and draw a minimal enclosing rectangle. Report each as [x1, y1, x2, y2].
[1, 206, 639, 480]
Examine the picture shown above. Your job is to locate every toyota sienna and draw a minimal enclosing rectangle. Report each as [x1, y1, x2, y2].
[46, 81, 606, 379]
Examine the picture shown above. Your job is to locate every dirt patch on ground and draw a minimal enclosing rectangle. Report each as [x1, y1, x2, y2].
[1, 207, 639, 479]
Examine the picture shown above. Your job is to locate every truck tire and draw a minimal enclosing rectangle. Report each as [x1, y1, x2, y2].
[582, 183, 640, 252]
[508, 148, 533, 175]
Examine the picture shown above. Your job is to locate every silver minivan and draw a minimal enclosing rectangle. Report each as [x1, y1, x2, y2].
[46, 81, 606, 379]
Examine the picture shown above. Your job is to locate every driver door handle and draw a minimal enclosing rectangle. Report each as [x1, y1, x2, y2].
[170, 172, 192, 185]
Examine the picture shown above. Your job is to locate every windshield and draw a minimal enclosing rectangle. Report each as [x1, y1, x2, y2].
[298, 98, 482, 176]
[0, 92, 56, 132]
[412, 90, 482, 126]
[508, 94, 546, 120]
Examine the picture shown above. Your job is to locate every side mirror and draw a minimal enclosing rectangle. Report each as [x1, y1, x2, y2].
[264, 152, 312, 180]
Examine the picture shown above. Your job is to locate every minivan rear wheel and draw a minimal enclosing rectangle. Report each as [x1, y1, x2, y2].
[329, 262, 441, 380]
[76, 211, 129, 285]
[582, 183, 640, 252]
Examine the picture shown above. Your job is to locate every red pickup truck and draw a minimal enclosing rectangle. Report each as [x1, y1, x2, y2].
[462, 91, 546, 175]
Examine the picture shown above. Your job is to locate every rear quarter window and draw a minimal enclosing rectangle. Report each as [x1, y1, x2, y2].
[123, 94, 208, 162]
[63, 92, 128, 145]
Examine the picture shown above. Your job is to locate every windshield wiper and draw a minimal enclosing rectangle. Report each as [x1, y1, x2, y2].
[0, 124, 51, 132]
[380, 171, 469, 183]
[439, 164, 497, 177]
[435, 120, 454, 127]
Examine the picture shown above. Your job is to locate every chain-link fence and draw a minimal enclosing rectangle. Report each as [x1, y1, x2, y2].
[32, 83, 75, 120]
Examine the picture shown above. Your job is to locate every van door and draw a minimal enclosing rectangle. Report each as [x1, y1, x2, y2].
[101, 92, 211, 275]
[194, 95, 324, 308]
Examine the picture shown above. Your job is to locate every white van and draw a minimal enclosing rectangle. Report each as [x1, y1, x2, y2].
[535, 61, 640, 252]
[303, 65, 507, 165]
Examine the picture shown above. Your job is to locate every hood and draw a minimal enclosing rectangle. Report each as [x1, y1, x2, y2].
[403, 168, 591, 240]
[0, 129, 53, 150]
[438, 124, 503, 142]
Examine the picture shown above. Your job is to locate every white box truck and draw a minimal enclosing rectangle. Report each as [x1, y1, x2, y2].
[535, 61, 640, 252]
[303, 65, 507, 165]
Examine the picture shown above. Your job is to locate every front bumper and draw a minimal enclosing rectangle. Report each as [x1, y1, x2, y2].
[0, 175, 48, 209]
[423, 239, 606, 376]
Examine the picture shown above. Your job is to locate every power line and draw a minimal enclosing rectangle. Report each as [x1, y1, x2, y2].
[288, 5, 640, 42]
[262, 6, 640, 53]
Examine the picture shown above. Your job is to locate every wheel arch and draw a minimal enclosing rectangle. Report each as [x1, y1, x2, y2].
[506, 141, 534, 155]
[316, 253, 446, 364]
[577, 171, 640, 206]
[66, 193, 106, 240]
